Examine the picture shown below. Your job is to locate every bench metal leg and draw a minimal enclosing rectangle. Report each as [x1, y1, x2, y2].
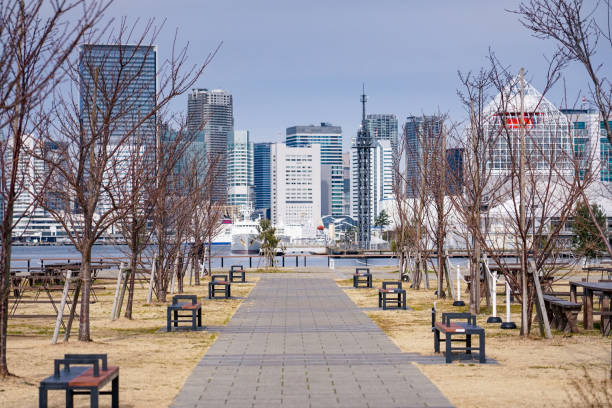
[445, 333, 452, 363]
[90, 387, 99, 408]
[434, 329, 440, 353]
[174, 310, 178, 327]
[378, 292, 382, 308]
[39, 386, 47, 408]
[198, 308, 202, 327]
[66, 388, 74, 408]
[479, 333, 486, 363]
[112, 376, 119, 408]
[466, 334, 472, 355]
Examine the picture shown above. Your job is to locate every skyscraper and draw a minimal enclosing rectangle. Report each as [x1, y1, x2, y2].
[270, 143, 322, 237]
[342, 152, 351, 216]
[187, 88, 234, 202]
[227, 130, 254, 208]
[446, 148, 464, 195]
[366, 114, 398, 152]
[286, 123, 343, 216]
[254, 142, 272, 217]
[79, 44, 157, 145]
[403, 115, 443, 197]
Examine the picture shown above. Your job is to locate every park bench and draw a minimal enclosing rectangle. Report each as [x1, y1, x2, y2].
[432, 311, 486, 363]
[229, 265, 246, 283]
[378, 281, 406, 310]
[353, 267, 372, 288]
[208, 274, 231, 299]
[542, 294, 582, 333]
[39, 354, 119, 408]
[167, 295, 202, 332]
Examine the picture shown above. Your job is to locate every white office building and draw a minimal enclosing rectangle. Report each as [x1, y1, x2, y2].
[270, 143, 322, 238]
[227, 130, 254, 208]
[350, 139, 394, 223]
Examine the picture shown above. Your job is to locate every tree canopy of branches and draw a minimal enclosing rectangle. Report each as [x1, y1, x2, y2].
[0, 0, 111, 377]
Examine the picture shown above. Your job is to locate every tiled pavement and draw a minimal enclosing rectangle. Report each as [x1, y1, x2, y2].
[172, 275, 453, 408]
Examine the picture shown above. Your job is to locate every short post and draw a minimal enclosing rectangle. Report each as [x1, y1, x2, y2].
[501, 280, 517, 329]
[487, 270, 502, 323]
[249, 257, 252, 268]
[303, 256, 306, 267]
[282, 256, 285, 267]
[221, 257, 224, 268]
[296, 256, 298, 267]
[453, 265, 465, 307]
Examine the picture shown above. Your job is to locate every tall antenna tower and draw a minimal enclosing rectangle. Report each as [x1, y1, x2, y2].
[355, 85, 372, 249]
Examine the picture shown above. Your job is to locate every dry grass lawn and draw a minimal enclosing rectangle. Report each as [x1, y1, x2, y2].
[337, 278, 611, 407]
[2, 274, 258, 408]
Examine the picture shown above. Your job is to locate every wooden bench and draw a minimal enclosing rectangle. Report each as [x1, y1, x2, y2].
[167, 295, 202, 331]
[208, 274, 231, 299]
[542, 294, 582, 333]
[353, 267, 372, 288]
[39, 354, 119, 408]
[378, 281, 406, 310]
[432, 311, 486, 363]
[229, 265, 246, 283]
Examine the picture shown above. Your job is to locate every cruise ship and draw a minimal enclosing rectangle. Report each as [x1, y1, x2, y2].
[230, 219, 261, 254]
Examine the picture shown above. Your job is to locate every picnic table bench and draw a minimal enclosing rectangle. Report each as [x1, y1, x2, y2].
[39, 354, 119, 408]
[432, 311, 486, 363]
[542, 294, 582, 333]
[570, 280, 612, 334]
[353, 267, 372, 288]
[229, 265, 246, 283]
[208, 274, 231, 299]
[378, 281, 406, 310]
[167, 295, 202, 331]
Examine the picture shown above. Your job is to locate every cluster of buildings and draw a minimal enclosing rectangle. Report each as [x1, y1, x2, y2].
[5, 43, 612, 248]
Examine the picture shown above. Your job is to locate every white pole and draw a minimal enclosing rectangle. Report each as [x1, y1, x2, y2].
[505, 280, 511, 322]
[170, 257, 178, 295]
[492, 272, 497, 318]
[456, 265, 461, 302]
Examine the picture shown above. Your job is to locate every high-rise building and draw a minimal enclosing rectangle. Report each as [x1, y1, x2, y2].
[187, 88, 234, 202]
[446, 148, 464, 195]
[351, 140, 393, 223]
[286, 123, 343, 216]
[79, 44, 157, 145]
[403, 115, 443, 197]
[254, 142, 272, 217]
[227, 130, 253, 208]
[270, 143, 321, 236]
[366, 114, 398, 153]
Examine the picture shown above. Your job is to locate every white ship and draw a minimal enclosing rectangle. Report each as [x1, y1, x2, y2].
[230, 205, 261, 254]
[230, 219, 261, 254]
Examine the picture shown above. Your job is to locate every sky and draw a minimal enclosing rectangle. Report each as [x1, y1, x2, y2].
[100, 0, 603, 150]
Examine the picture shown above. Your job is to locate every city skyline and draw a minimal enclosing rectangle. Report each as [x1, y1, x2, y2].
[97, 1, 605, 150]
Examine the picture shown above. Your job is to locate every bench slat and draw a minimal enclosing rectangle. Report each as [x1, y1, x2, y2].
[68, 366, 119, 387]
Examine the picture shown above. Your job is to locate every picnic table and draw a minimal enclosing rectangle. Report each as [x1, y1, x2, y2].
[570, 280, 612, 334]
[584, 266, 612, 281]
[167, 295, 202, 331]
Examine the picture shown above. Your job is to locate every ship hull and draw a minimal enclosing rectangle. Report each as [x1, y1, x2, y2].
[231, 233, 261, 254]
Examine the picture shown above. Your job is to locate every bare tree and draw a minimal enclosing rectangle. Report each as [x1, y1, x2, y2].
[38, 20, 212, 341]
[0, 0, 110, 376]
[516, 0, 612, 143]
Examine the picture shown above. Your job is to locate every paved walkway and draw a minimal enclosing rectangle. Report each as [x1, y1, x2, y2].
[172, 275, 453, 408]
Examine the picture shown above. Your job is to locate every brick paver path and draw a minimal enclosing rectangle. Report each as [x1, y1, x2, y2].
[172, 275, 453, 408]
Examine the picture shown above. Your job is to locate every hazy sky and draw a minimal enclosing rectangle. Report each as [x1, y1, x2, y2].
[102, 0, 601, 149]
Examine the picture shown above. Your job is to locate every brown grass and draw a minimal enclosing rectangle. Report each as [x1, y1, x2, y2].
[337, 278, 611, 408]
[2, 275, 258, 408]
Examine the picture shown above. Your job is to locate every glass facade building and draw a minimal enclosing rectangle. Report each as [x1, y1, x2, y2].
[403, 115, 442, 197]
[286, 123, 343, 216]
[187, 88, 234, 202]
[366, 114, 398, 153]
[254, 142, 272, 215]
[79, 44, 157, 145]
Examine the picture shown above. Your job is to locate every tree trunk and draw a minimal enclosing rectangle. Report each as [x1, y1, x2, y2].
[78, 245, 93, 341]
[470, 240, 481, 315]
[0, 224, 13, 377]
[124, 250, 138, 319]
